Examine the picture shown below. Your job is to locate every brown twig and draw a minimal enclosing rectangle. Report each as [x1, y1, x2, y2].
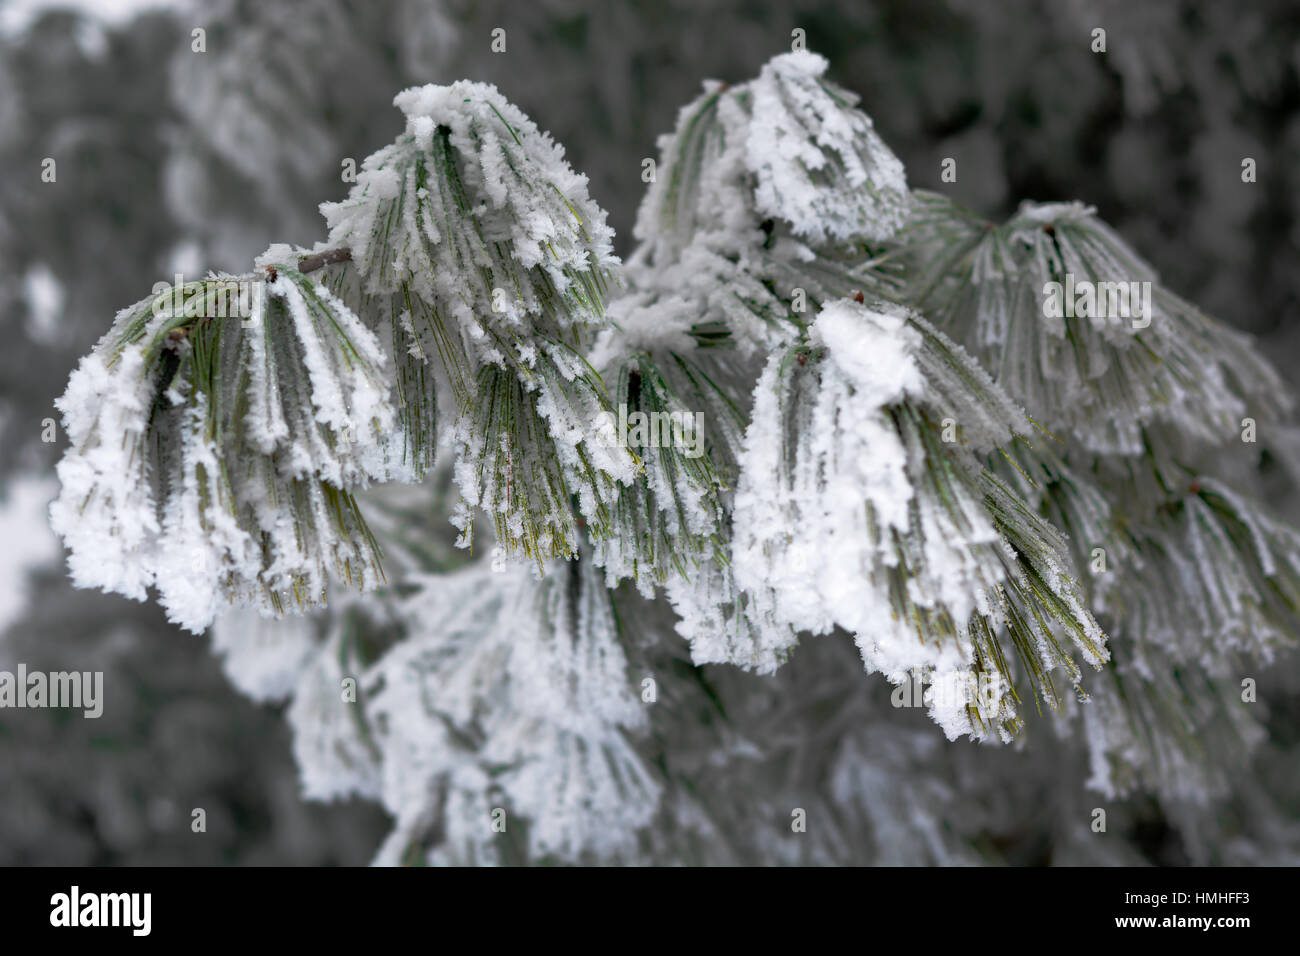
[297, 247, 353, 273]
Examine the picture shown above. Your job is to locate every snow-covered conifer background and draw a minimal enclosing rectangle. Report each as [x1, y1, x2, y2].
[2, 0, 1300, 865]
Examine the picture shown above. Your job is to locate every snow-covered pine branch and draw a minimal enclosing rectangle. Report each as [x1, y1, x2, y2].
[891, 191, 1300, 789]
[730, 298, 1106, 739]
[602, 52, 1108, 738]
[316, 81, 637, 565]
[47, 49, 1300, 864]
[50, 267, 396, 632]
[897, 192, 1291, 455]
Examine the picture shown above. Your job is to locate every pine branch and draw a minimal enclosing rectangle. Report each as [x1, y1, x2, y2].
[47, 46, 1300, 865]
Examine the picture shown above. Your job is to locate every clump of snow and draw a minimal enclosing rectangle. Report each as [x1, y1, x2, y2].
[746, 52, 910, 243]
[729, 297, 1103, 738]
